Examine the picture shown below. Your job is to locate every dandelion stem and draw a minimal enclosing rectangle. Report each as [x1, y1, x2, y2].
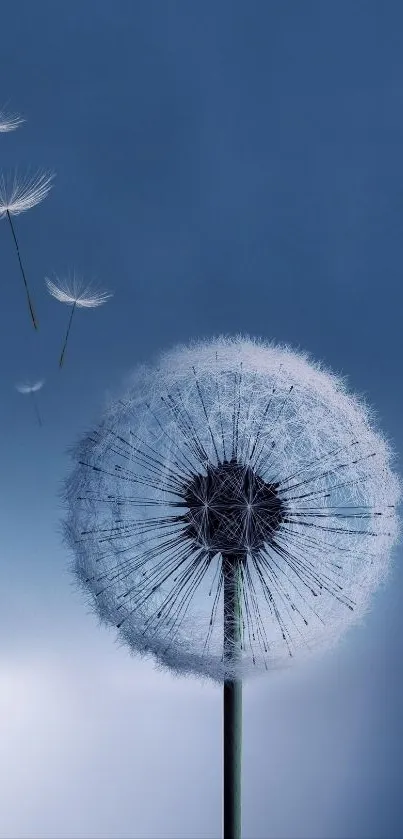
[6, 209, 38, 330]
[223, 555, 243, 839]
[30, 390, 42, 427]
[59, 301, 77, 367]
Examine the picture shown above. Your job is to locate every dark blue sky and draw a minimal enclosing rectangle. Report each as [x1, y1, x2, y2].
[1, 2, 402, 837]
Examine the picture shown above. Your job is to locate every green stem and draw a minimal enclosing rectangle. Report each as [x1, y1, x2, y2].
[223, 554, 243, 839]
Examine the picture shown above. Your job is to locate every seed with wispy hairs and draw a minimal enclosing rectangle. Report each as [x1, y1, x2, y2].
[45, 274, 113, 367]
[15, 379, 45, 426]
[0, 107, 24, 133]
[0, 170, 55, 329]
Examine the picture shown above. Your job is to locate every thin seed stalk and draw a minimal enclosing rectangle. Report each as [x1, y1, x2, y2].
[59, 301, 77, 367]
[6, 209, 38, 330]
[223, 554, 243, 839]
[30, 390, 42, 426]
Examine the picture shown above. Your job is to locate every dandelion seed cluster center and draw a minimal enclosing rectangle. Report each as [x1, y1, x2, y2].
[182, 457, 285, 557]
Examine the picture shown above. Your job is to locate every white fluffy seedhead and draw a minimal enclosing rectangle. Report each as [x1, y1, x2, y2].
[63, 336, 401, 682]
[0, 170, 54, 217]
[0, 107, 24, 133]
[15, 380, 44, 394]
[45, 274, 112, 308]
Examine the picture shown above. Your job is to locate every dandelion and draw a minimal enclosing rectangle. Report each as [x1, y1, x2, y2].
[0, 170, 55, 329]
[45, 274, 113, 367]
[0, 107, 24, 133]
[63, 336, 400, 839]
[15, 379, 44, 426]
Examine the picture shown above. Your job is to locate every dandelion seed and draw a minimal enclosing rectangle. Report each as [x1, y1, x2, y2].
[0, 170, 55, 329]
[15, 379, 44, 426]
[63, 336, 400, 839]
[45, 274, 113, 367]
[0, 107, 24, 133]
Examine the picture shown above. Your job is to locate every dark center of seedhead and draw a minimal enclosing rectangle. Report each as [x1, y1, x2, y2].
[182, 457, 285, 557]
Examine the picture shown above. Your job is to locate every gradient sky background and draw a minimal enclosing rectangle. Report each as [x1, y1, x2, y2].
[1, 2, 402, 837]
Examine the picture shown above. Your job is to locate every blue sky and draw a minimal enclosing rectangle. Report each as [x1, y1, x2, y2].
[0, 2, 402, 837]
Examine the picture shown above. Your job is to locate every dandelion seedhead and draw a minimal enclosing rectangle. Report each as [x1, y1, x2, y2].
[16, 379, 44, 426]
[0, 107, 24, 133]
[46, 274, 113, 367]
[63, 336, 400, 682]
[0, 170, 54, 329]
